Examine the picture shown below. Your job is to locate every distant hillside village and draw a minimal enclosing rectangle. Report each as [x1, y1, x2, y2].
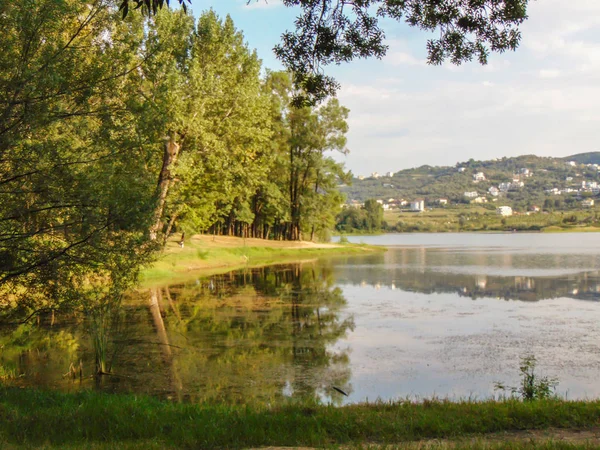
[341, 153, 600, 215]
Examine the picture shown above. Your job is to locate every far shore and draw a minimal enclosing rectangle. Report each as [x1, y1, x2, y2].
[336, 226, 600, 235]
[139, 234, 384, 287]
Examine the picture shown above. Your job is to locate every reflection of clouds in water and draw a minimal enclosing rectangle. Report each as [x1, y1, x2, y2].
[340, 274, 600, 400]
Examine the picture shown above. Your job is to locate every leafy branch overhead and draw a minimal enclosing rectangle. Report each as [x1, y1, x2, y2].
[120, 0, 528, 104]
[119, 0, 190, 17]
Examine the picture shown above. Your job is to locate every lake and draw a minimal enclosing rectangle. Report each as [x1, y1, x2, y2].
[2, 232, 600, 405]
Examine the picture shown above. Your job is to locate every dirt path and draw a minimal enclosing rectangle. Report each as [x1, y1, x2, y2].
[190, 234, 341, 249]
[250, 428, 600, 449]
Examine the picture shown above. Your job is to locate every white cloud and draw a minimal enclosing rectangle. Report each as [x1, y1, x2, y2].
[538, 69, 561, 79]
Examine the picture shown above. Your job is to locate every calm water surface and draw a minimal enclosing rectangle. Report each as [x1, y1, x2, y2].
[2, 233, 600, 404]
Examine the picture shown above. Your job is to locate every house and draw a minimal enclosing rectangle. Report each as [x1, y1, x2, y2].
[473, 172, 486, 182]
[509, 181, 524, 190]
[488, 186, 500, 197]
[568, 161, 577, 167]
[519, 168, 532, 177]
[436, 198, 448, 205]
[566, 177, 573, 182]
[582, 199, 595, 208]
[386, 171, 394, 177]
[371, 172, 380, 179]
[464, 191, 479, 198]
[471, 196, 488, 204]
[582, 181, 598, 190]
[410, 199, 425, 212]
[499, 182, 511, 192]
[529, 205, 540, 213]
[497, 206, 513, 216]
[457, 167, 466, 173]
[357, 175, 365, 180]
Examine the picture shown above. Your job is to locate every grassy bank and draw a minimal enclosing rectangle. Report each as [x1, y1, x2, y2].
[1, 388, 600, 449]
[140, 235, 384, 287]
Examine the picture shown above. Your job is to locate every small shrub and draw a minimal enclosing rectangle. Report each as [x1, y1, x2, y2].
[338, 235, 349, 244]
[495, 355, 558, 401]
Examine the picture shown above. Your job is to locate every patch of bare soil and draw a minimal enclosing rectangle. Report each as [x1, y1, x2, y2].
[190, 234, 341, 249]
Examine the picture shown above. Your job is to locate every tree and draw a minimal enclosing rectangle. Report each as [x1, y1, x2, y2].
[136, 9, 273, 242]
[0, 0, 153, 320]
[120, 0, 530, 104]
[363, 199, 384, 232]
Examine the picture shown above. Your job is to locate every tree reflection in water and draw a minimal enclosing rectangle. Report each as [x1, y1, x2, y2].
[151, 263, 355, 405]
[333, 247, 600, 302]
[1, 263, 354, 405]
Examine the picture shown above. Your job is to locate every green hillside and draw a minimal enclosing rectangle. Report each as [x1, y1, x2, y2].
[342, 154, 600, 212]
[564, 152, 600, 165]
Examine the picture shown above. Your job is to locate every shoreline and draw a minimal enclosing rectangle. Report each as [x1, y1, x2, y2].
[139, 234, 385, 287]
[336, 226, 600, 235]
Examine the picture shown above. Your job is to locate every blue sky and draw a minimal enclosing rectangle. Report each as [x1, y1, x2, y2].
[190, 0, 600, 176]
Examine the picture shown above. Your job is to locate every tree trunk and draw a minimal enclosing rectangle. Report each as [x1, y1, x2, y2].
[162, 212, 179, 246]
[149, 132, 180, 241]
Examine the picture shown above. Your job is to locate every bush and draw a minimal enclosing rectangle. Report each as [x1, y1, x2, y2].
[495, 355, 558, 401]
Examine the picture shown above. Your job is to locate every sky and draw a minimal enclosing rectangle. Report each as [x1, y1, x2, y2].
[190, 0, 600, 175]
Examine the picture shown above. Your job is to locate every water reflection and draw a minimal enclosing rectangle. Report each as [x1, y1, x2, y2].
[332, 247, 600, 302]
[1, 264, 354, 405]
[3, 235, 600, 403]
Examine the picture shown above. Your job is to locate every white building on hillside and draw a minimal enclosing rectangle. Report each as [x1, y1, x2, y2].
[473, 172, 486, 182]
[498, 182, 511, 192]
[497, 206, 513, 216]
[464, 191, 479, 198]
[488, 186, 500, 197]
[410, 199, 425, 212]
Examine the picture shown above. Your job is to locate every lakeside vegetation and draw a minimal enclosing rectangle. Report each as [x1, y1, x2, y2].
[0, 3, 354, 326]
[140, 234, 384, 286]
[4, 3, 600, 450]
[337, 204, 600, 234]
[2, 388, 600, 449]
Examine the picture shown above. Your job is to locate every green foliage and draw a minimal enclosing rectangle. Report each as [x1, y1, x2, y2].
[495, 356, 558, 401]
[336, 199, 385, 233]
[0, 3, 350, 323]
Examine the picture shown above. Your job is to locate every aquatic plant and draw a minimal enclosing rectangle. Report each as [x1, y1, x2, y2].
[495, 355, 558, 401]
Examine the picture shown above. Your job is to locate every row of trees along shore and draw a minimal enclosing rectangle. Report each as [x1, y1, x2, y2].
[0, 2, 349, 321]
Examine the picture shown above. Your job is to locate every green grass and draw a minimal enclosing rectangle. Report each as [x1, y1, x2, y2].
[140, 242, 384, 287]
[2, 388, 600, 449]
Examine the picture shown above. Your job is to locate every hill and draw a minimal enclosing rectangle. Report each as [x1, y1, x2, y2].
[341, 154, 600, 212]
[564, 152, 600, 165]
